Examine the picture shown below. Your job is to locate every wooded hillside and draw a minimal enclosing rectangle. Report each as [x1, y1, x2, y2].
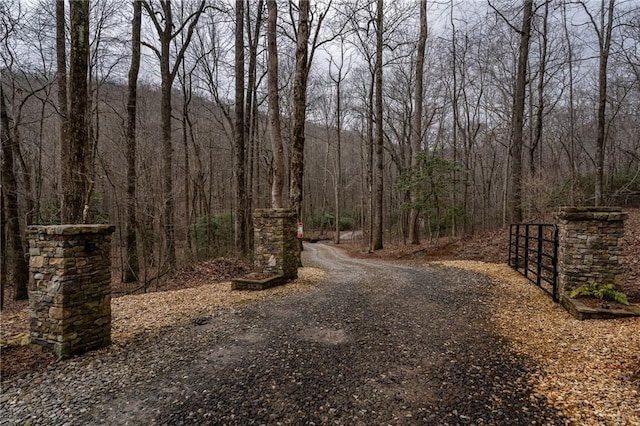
[2, 0, 639, 299]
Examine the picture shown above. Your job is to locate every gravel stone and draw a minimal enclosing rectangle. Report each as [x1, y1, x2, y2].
[0, 243, 563, 425]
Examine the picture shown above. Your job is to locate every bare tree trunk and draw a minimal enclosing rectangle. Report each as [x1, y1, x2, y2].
[267, 0, 285, 208]
[290, 0, 310, 225]
[562, 2, 577, 204]
[367, 78, 374, 252]
[234, 0, 247, 257]
[56, 0, 69, 221]
[509, 0, 533, 224]
[530, 0, 549, 178]
[160, 26, 176, 271]
[124, 0, 141, 283]
[62, 0, 90, 224]
[373, 0, 384, 251]
[142, 0, 205, 271]
[1, 86, 28, 300]
[330, 53, 345, 245]
[245, 0, 264, 252]
[450, 0, 458, 237]
[181, 77, 192, 253]
[408, 0, 428, 245]
[594, 0, 615, 206]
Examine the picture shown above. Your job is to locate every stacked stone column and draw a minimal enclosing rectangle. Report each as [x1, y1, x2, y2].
[27, 225, 115, 359]
[253, 209, 298, 280]
[555, 207, 627, 297]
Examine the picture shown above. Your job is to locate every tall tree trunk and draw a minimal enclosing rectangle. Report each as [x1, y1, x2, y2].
[245, 0, 264, 252]
[509, 0, 533, 224]
[530, 0, 549, 178]
[235, 0, 247, 257]
[595, 0, 615, 206]
[266, 0, 285, 208]
[408, 0, 428, 245]
[62, 0, 90, 224]
[143, 0, 206, 270]
[562, 2, 577, 204]
[373, 0, 384, 251]
[450, 0, 458, 237]
[160, 24, 176, 271]
[290, 0, 310, 225]
[331, 53, 344, 245]
[367, 77, 374, 251]
[1, 86, 28, 300]
[56, 0, 69, 222]
[124, 0, 141, 283]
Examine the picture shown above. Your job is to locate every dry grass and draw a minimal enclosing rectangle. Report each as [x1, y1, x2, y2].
[430, 260, 640, 426]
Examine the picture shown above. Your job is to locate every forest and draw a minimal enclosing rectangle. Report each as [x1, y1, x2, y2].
[1, 0, 639, 302]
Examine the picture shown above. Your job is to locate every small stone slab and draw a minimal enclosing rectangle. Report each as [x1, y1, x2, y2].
[561, 296, 640, 320]
[231, 273, 286, 291]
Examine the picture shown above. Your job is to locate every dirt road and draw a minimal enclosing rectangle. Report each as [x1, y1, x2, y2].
[0, 243, 563, 425]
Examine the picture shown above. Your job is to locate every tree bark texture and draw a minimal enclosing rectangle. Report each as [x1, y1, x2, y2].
[408, 0, 428, 245]
[235, 0, 247, 257]
[56, 0, 68, 191]
[531, 0, 549, 178]
[267, 0, 285, 208]
[373, 0, 384, 251]
[62, 0, 90, 224]
[1, 86, 28, 300]
[124, 0, 141, 283]
[595, 0, 615, 206]
[160, 3, 176, 271]
[245, 0, 264, 252]
[290, 0, 310, 221]
[509, 0, 533, 224]
[56, 0, 68, 222]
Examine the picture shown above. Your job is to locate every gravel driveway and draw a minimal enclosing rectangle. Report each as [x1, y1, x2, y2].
[1, 243, 564, 425]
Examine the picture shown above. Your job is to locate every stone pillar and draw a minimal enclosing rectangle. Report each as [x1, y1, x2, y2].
[253, 209, 298, 280]
[555, 207, 627, 297]
[27, 225, 115, 359]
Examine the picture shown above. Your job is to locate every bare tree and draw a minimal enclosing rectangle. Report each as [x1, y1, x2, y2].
[235, 0, 247, 256]
[267, 0, 285, 208]
[328, 41, 350, 244]
[56, 0, 68, 220]
[245, 0, 265, 251]
[61, 0, 90, 223]
[373, 0, 384, 250]
[141, 0, 206, 270]
[579, 0, 616, 205]
[510, 0, 533, 223]
[408, 0, 428, 245]
[289, 0, 311, 223]
[490, 0, 534, 223]
[1, 84, 28, 300]
[124, 0, 142, 283]
[530, 0, 550, 177]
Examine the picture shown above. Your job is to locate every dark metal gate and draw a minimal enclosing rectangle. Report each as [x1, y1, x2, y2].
[508, 224, 559, 302]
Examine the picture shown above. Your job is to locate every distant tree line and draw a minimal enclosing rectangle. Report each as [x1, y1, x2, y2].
[1, 0, 639, 306]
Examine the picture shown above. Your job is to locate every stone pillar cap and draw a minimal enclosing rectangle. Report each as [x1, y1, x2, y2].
[27, 224, 115, 235]
[554, 206, 627, 222]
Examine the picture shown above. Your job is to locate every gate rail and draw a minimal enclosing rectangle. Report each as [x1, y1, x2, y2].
[508, 223, 559, 302]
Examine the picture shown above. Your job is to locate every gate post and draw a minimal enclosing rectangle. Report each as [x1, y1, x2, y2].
[554, 207, 627, 298]
[27, 225, 115, 359]
[252, 209, 298, 280]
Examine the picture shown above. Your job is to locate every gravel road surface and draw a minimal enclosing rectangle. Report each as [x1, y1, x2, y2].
[1, 243, 564, 425]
